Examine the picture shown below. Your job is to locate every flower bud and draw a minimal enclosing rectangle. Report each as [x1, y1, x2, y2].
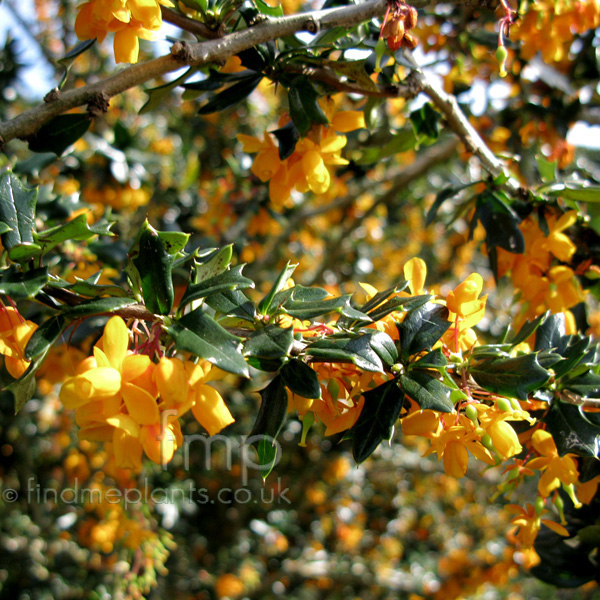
[496, 45, 508, 78]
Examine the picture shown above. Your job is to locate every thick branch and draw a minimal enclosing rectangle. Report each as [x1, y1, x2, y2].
[0, 0, 388, 144]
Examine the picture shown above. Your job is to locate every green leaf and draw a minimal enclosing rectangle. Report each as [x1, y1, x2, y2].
[534, 312, 567, 351]
[35, 213, 114, 253]
[426, 181, 477, 226]
[129, 221, 174, 316]
[194, 245, 233, 282]
[57, 39, 96, 89]
[563, 371, 600, 399]
[65, 276, 129, 298]
[0, 267, 48, 299]
[508, 312, 548, 347]
[397, 302, 450, 362]
[546, 182, 600, 203]
[248, 374, 288, 478]
[25, 315, 67, 360]
[321, 58, 379, 93]
[255, 0, 283, 17]
[475, 190, 524, 255]
[284, 292, 369, 321]
[287, 84, 311, 136]
[358, 127, 418, 164]
[243, 325, 294, 371]
[281, 359, 321, 399]
[167, 307, 249, 377]
[410, 103, 440, 145]
[140, 67, 197, 114]
[157, 231, 190, 255]
[28, 114, 91, 155]
[64, 297, 137, 318]
[198, 74, 263, 114]
[180, 265, 254, 307]
[552, 336, 598, 379]
[368, 330, 398, 367]
[350, 379, 405, 463]
[7, 243, 43, 263]
[271, 120, 300, 161]
[0, 169, 37, 250]
[410, 347, 448, 369]
[400, 371, 455, 413]
[306, 331, 388, 373]
[258, 261, 297, 316]
[536, 155, 557, 183]
[470, 354, 550, 401]
[543, 400, 600, 458]
[205, 289, 256, 322]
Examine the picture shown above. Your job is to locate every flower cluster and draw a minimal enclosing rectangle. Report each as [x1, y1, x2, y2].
[237, 101, 365, 207]
[74, 0, 173, 63]
[497, 209, 585, 331]
[59, 316, 234, 470]
[0, 305, 38, 379]
[380, 0, 419, 51]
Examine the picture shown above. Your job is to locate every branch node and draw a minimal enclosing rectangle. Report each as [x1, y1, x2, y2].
[404, 71, 422, 97]
[303, 17, 320, 33]
[87, 92, 111, 118]
[171, 40, 194, 63]
[44, 88, 61, 103]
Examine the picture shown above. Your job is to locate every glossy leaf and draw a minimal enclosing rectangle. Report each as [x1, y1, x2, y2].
[243, 325, 294, 372]
[205, 289, 256, 322]
[198, 74, 263, 114]
[248, 374, 288, 478]
[168, 308, 249, 377]
[350, 379, 405, 463]
[0, 169, 37, 250]
[64, 297, 137, 318]
[281, 359, 321, 399]
[543, 400, 600, 458]
[129, 221, 174, 316]
[181, 265, 254, 307]
[306, 331, 389, 373]
[0, 267, 48, 299]
[475, 190, 524, 255]
[25, 315, 67, 360]
[397, 302, 450, 362]
[258, 261, 297, 316]
[399, 370, 454, 413]
[28, 114, 91, 155]
[470, 354, 550, 401]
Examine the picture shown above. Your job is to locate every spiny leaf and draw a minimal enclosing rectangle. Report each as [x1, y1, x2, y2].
[351, 379, 405, 463]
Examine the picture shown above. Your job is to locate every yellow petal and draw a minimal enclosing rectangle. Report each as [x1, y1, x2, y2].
[404, 257, 427, 296]
[106, 413, 140, 438]
[113, 428, 143, 470]
[101, 316, 129, 369]
[192, 384, 234, 435]
[122, 382, 160, 425]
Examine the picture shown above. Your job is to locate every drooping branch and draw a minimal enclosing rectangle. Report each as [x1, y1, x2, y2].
[0, 0, 389, 145]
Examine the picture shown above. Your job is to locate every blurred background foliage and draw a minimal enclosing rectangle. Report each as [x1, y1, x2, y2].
[1, 0, 600, 597]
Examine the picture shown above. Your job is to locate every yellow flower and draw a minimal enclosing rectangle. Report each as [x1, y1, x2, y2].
[527, 429, 579, 498]
[443, 273, 487, 352]
[0, 306, 38, 379]
[74, 0, 173, 63]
